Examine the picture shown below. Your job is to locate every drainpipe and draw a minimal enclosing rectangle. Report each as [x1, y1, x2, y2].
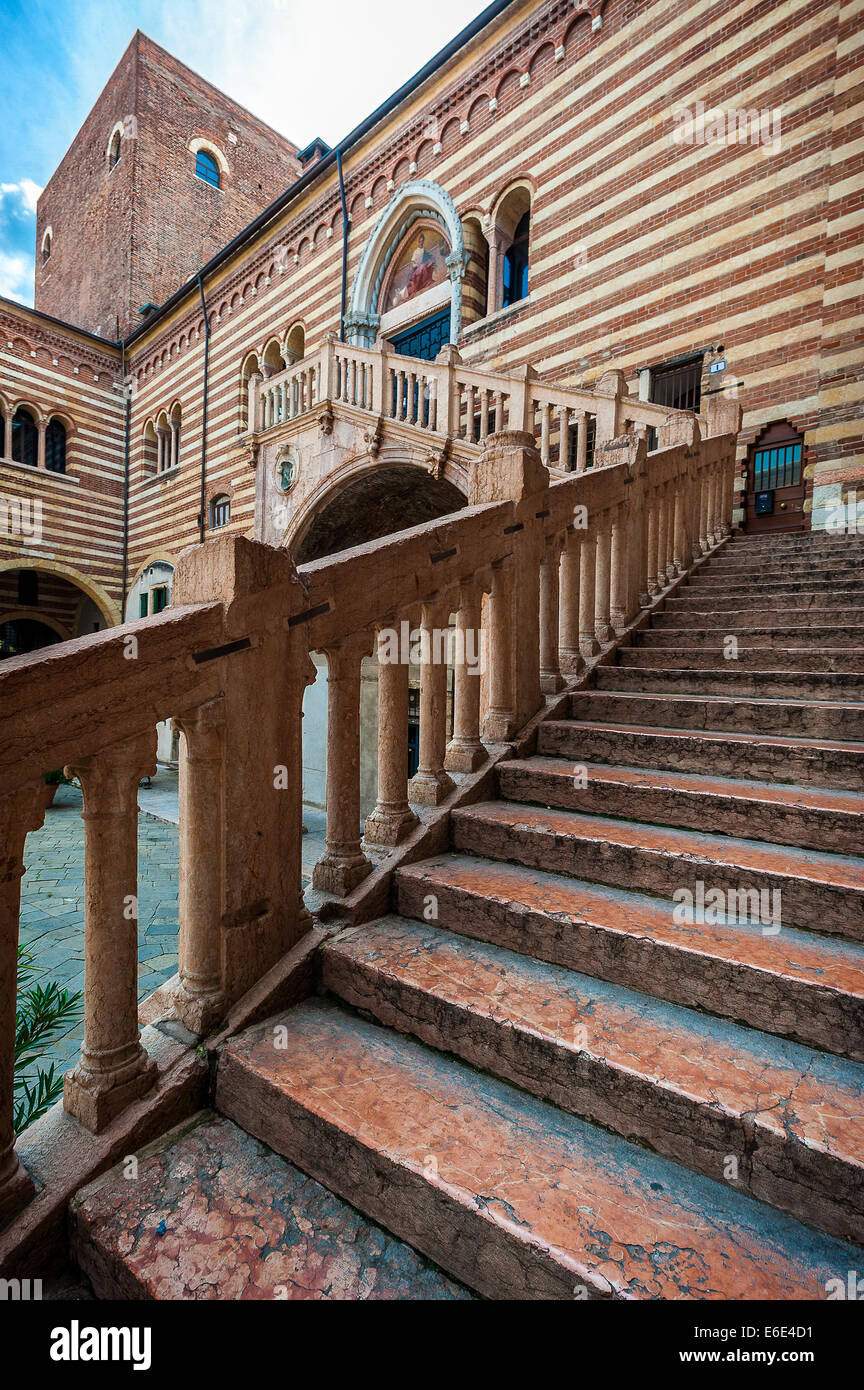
[120, 340, 131, 619]
[336, 148, 349, 342]
[197, 273, 210, 543]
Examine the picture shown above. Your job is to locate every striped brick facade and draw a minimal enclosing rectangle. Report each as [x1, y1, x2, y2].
[1, 0, 862, 643]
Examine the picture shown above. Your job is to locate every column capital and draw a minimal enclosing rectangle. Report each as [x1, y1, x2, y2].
[66, 729, 157, 816]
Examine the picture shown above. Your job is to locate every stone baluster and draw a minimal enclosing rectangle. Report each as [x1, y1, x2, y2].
[609, 504, 630, 633]
[646, 494, 660, 596]
[558, 406, 570, 468]
[63, 730, 158, 1132]
[673, 477, 688, 574]
[579, 529, 599, 659]
[558, 528, 583, 672]
[483, 558, 517, 740]
[445, 586, 487, 772]
[575, 413, 588, 472]
[312, 634, 373, 896]
[408, 599, 455, 805]
[173, 699, 226, 1033]
[0, 784, 48, 1224]
[539, 534, 565, 692]
[365, 624, 419, 845]
[655, 485, 669, 591]
[594, 514, 613, 644]
[540, 402, 552, 467]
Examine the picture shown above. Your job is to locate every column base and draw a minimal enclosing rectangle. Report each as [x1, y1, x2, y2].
[559, 648, 584, 675]
[364, 804, 419, 846]
[482, 710, 517, 742]
[444, 739, 487, 773]
[64, 1049, 157, 1134]
[579, 636, 599, 659]
[170, 979, 226, 1035]
[407, 769, 454, 807]
[594, 623, 613, 646]
[610, 609, 629, 633]
[540, 670, 566, 694]
[0, 1149, 34, 1227]
[312, 853, 372, 896]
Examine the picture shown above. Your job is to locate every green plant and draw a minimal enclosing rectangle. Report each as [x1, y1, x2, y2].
[15, 944, 83, 1132]
[43, 769, 73, 787]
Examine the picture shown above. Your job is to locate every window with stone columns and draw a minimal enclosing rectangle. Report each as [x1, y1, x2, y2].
[240, 352, 261, 430]
[11, 406, 38, 466]
[142, 419, 158, 475]
[486, 182, 532, 315]
[45, 416, 67, 473]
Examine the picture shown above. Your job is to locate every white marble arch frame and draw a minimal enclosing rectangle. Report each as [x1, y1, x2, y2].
[346, 180, 468, 348]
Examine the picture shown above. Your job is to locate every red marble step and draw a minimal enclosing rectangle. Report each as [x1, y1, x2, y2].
[617, 647, 864, 673]
[322, 916, 864, 1243]
[569, 690, 864, 740]
[595, 665, 864, 701]
[721, 537, 864, 554]
[70, 1111, 472, 1300]
[539, 719, 864, 791]
[684, 577, 864, 597]
[396, 853, 864, 1058]
[496, 755, 864, 853]
[216, 998, 863, 1300]
[641, 623, 864, 648]
[652, 607, 864, 628]
[450, 800, 864, 940]
[667, 591, 864, 612]
[698, 563, 864, 580]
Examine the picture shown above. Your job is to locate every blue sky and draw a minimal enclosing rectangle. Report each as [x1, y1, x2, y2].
[0, 0, 483, 305]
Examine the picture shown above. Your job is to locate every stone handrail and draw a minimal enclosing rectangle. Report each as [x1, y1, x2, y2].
[253, 338, 688, 465]
[0, 405, 738, 1233]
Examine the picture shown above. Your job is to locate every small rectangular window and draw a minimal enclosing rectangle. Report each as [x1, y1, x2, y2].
[649, 356, 703, 414]
[151, 585, 169, 613]
[139, 593, 149, 618]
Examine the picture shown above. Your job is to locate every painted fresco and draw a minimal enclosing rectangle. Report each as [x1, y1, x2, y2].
[382, 226, 450, 312]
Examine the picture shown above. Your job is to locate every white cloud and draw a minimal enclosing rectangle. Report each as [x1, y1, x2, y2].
[0, 249, 34, 303]
[0, 179, 42, 214]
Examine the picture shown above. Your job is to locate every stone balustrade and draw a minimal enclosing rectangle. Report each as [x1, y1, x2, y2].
[0, 400, 738, 1230]
[255, 338, 688, 465]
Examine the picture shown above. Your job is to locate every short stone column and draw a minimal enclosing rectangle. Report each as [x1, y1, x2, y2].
[64, 730, 158, 1133]
[0, 784, 47, 1225]
[578, 532, 599, 659]
[539, 536, 565, 692]
[655, 487, 669, 591]
[313, 634, 373, 896]
[365, 625, 419, 844]
[673, 481, 688, 573]
[558, 531, 583, 672]
[37, 419, 47, 470]
[445, 588, 487, 772]
[609, 505, 630, 633]
[646, 496, 660, 596]
[409, 600, 455, 805]
[483, 559, 517, 741]
[594, 517, 613, 644]
[173, 699, 226, 1034]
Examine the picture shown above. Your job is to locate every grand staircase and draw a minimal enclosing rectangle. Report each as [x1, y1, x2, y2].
[71, 531, 864, 1299]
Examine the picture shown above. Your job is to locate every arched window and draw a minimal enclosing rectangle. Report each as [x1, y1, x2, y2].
[168, 404, 182, 471]
[142, 421, 158, 475]
[41, 229, 52, 264]
[240, 353, 260, 430]
[195, 149, 220, 188]
[108, 128, 122, 168]
[502, 211, 530, 308]
[285, 323, 306, 363]
[45, 418, 66, 473]
[11, 408, 38, 466]
[210, 494, 230, 529]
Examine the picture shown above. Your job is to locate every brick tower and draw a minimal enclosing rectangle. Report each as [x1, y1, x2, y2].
[34, 32, 301, 339]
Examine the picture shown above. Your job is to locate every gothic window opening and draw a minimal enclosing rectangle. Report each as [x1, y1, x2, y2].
[210, 494, 230, 529]
[45, 418, 66, 473]
[11, 407, 38, 466]
[502, 211, 530, 308]
[108, 129, 122, 168]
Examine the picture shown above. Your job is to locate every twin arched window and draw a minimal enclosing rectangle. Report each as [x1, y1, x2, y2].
[196, 149, 220, 188]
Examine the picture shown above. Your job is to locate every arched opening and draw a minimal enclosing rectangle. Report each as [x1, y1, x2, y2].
[0, 566, 114, 659]
[41, 229, 52, 264]
[285, 323, 305, 363]
[108, 128, 122, 168]
[210, 494, 231, 529]
[45, 417, 67, 473]
[293, 466, 465, 564]
[489, 182, 532, 313]
[240, 352, 260, 430]
[345, 180, 466, 352]
[262, 338, 286, 376]
[461, 215, 489, 326]
[0, 618, 63, 656]
[195, 148, 220, 188]
[169, 403, 182, 471]
[11, 407, 38, 466]
[142, 420, 158, 475]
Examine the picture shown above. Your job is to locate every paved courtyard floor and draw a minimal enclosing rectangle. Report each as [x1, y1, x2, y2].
[19, 770, 327, 1088]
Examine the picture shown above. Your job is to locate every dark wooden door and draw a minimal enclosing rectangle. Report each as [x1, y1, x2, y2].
[744, 422, 806, 533]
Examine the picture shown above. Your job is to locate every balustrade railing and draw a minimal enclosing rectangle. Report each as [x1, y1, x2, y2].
[253, 338, 687, 464]
[0, 399, 738, 1235]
